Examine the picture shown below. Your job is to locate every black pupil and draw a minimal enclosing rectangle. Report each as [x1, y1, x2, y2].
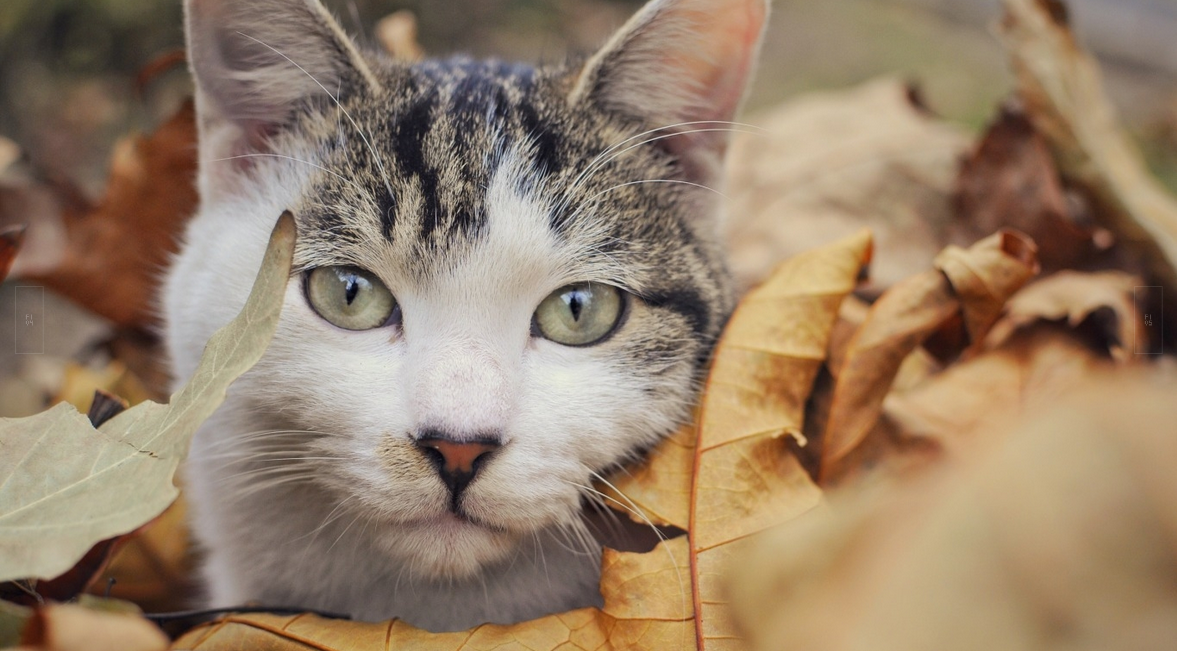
[343, 274, 360, 305]
[566, 289, 587, 322]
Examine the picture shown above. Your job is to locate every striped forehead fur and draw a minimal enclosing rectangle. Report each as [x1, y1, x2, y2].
[277, 53, 734, 351]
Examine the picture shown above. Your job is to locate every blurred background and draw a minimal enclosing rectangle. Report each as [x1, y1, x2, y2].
[1, 0, 1175, 412]
[1, 0, 1175, 192]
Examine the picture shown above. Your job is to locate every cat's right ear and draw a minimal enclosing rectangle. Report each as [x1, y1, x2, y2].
[185, 0, 378, 191]
[571, 0, 768, 189]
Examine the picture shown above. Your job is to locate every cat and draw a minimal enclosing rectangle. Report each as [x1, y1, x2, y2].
[163, 0, 767, 633]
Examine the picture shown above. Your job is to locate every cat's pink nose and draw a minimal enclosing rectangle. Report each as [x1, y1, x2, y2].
[415, 435, 501, 500]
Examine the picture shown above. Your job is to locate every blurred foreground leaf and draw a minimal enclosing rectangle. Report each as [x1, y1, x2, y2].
[18, 601, 168, 651]
[731, 371, 1177, 651]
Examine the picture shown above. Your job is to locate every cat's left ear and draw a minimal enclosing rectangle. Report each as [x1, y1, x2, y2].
[185, 0, 379, 194]
[571, 0, 769, 186]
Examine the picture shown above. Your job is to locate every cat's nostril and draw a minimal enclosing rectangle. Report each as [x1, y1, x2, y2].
[414, 435, 502, 499]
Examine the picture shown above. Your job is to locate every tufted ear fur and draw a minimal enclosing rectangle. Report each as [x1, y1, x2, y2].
[185, 0, 378, 193]
[571, 0, 769, 187]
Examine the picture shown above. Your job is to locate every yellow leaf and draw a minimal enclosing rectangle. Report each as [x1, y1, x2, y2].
[690, 229, 873, 648]
[984, 270, 1146, 360]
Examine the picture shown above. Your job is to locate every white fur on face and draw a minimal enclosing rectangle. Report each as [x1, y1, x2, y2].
[166, 148, 685, 593]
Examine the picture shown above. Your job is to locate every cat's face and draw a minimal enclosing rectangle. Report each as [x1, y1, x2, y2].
[169, 0, 765, 581]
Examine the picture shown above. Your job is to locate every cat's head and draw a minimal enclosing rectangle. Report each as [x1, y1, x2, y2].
[171, 0, 767, 580]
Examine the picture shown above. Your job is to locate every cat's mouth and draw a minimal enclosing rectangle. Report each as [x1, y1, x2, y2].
[404, 510, 510, 535]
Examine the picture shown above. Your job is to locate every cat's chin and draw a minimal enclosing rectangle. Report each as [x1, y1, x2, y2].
[377, 513, 521, 580]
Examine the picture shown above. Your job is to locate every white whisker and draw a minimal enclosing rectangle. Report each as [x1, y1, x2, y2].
[238, 32, 395, 201]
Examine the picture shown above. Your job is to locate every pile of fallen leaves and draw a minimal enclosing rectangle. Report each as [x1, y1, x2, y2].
[2, 0, 1177, 649]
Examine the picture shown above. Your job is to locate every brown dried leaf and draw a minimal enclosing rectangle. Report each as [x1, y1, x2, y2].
[1000, 0, 1177, 315]
[1, 225, 23, 281]
[884, 324, 1113, 458]
[19, 603, 168, 651]
[83, 498, 194, 613]
[821, 231, 1038, 477]
[730, 371, 1177, 651]
[952, 103, 1103, 271]
[602, 422, 695, 529]
[985, 270, 1145, 359]
[724, 78, 969, 292]
[12, 101, 197, 329]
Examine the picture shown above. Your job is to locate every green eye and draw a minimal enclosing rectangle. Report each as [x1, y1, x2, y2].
[305, 266, 397, 330]
[534, 282, 625, 346]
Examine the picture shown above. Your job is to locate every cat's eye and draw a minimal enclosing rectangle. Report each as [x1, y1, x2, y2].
[305, 266, 398, 331]
[533, 282, 625, 346]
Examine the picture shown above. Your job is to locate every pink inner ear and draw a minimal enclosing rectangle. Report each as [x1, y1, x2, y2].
[696, 1, 762, 120]
[632, 0, 765, 179]
[661, 1, 766, 124]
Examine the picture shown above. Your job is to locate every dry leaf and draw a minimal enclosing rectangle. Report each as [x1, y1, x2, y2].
[171, 230, 873, 651]
[999, 0, 1177, 318]
[985, 270, 1145, 359]
[821, 231, 1039, 477]
[0, 213, 293, 583]
[730, 371, 1177, 651]
[601, 422, 695, 529]
[951, 102, 1103, 271]
[84, 497, 194, 613]
[376, 11, 425, 61]
[175, 538, 696, 650]
[884, 323, 1113, 457]
[18, 602, 167, 651]
[9, 101, 198, 329]
[688, 229, 872, 648]
[1, 225, 22, 281]
[52, 362, 154, 415]
[724, 78, 969, 292]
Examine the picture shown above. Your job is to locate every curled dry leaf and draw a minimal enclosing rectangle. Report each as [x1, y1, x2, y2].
[0, 213, 294, 583]
[821, 231, 1038, 478]
[985, 270, 1145, 359]
[18, 602, 168, 651]
[730, 371, 1177, 651]
[172, 230, 874, 651]
[999, 0, 1177, 319]
[690, 229, 872, 648]
[724, 78, 969, 292]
